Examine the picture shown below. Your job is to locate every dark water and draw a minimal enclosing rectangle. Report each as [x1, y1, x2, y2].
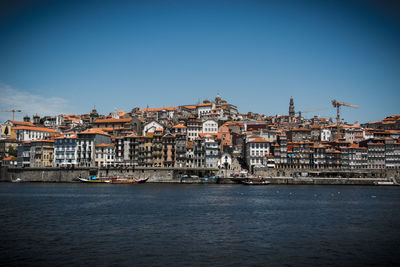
[0, 183, 399, 266]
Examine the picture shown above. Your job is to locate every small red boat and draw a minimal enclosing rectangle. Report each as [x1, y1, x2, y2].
[79, 176, 149, 184]
[108, 177, 149, 184]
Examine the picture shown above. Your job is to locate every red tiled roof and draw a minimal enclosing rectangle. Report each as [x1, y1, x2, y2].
[12, 126, 59, 133]
[94, 118, 132, 124]
[183, 105, 196, 109]
[197, 103, 212, 107]
[80, 128, 111, 136]
[9, 120, 35, 127]
[248, 137, 268, 143]
[96, 143, 114, 148]
[140, 107, 178, 112]
[173, 124, 187, 128]
[2, 156, 17, 161]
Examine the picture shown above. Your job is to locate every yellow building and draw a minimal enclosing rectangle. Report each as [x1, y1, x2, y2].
[30, 140, 54, 167]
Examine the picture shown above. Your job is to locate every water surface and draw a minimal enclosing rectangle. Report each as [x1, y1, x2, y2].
[0, 183, 399, 266]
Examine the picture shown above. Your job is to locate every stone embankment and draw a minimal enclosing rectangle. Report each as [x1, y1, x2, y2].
[0, 166, 398, 185]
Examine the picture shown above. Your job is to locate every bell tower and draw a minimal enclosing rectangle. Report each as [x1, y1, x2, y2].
[289, 97, 295, 117]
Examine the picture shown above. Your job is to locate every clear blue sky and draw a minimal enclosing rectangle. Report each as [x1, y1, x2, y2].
[0, 0, 399, 124]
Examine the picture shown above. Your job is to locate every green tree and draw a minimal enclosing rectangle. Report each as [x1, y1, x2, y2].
[7, 145, 17, 157]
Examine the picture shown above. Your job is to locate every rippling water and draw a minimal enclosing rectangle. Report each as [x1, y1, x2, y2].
[0, 183, 399, 266]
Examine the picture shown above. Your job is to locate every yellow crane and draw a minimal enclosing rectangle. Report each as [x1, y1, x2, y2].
[1, 109, 22, 121]
[331, 100, 358, 139]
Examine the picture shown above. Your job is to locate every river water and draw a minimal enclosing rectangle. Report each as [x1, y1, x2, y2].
[0, 183, 399, 266]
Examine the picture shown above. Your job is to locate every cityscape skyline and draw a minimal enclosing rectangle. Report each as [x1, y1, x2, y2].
[1, 0, 399, 123]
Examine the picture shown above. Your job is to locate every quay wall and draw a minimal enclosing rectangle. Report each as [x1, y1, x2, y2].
[1, 166, 399, 185]
[0, 166, 219, 183]
[254, 167, 400, 179]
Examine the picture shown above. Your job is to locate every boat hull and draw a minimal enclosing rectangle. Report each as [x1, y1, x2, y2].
[78, 177, 148, 184]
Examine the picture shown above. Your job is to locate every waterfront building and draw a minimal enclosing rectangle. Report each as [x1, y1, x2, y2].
[205, 139, 219, 168]
[385, 138, 400, 168]
[162, 133, 175, 167]
[289, 142, 313, 169]
[1, 156, 17, 167]
[366, 140, 386, 169]
[54, 135, 78, 167]
[95, 144, 115, 167]
[193, 138, 205, 168]
[114, 136, 124, 166]
[30, 140, 54, 167]
[17, 142, 32, 167]
[76, 129, 112, 167]
[143, 135, 153, 167]
[340, 143, 367, 169]
[312, 143, 327, 168]
[186, 141, 194, 168]
[325, 149, 341, 169]
[246, 137, 270, 171]
[175, 132, 187, 168]
[273, 135, 288, 168]
[152, 129, 164, 167]
[219, 153, 232, 170]
[124, 134, 140, 166]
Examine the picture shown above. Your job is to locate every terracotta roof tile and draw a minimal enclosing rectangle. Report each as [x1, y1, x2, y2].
[12, 126, 59, 133]
[96, 143, 114, 148]
[94, 118, 132, 124]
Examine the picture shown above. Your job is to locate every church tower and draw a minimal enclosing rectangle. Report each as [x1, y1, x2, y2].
[90, 107, 99, 124]
[289, 97, 295, 117]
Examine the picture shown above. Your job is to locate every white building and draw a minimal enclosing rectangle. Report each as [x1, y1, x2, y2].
[197, 103, 214, 118]
[205, 140, 219, 168]
[202, 119, 218, 134]
[142, 121, 164, 136]
[320, 128, 332, 142]
[95, 144, 115, 167]
[172, 124, 187, 134]
[187, 116, 202, 141]
[13, 126, 59, 141]
[54, 135, 78, 166]
[76, 129, 112, 167]
[246, 137, 270, 171]
[219, 153, 232, 170]
[186, 141, 194, 168]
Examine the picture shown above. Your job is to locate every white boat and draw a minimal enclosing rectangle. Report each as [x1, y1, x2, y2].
[375, 181, 399, 186]
[12, 178, 23, 183]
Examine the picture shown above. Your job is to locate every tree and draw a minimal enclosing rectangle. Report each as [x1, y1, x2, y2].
[7, 145, 17, 157]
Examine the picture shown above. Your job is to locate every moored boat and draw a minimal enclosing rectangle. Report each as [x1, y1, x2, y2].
[241, 177, 270, 185]
[78, 175, 148, 184]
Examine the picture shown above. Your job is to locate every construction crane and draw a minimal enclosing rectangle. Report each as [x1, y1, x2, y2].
[331, 100, 359, 139]
[296, 107, 329, 120]
[1, 109, 22, 121]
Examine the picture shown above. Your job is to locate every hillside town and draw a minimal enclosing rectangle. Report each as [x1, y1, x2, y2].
[1, 95, 400, 173]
